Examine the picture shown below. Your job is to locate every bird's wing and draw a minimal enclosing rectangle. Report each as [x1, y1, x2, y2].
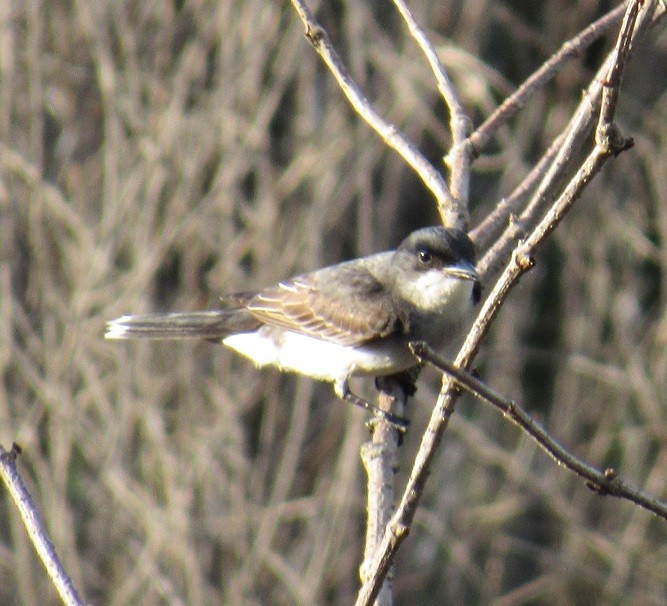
[247, 260, 401, 346]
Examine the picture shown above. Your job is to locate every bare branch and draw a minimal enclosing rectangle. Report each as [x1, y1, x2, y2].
[0, 445, 84, 606]
[475, 0, 663, 283]
[355, 3, 661, 602]
[390, 0, 472, 205]
[470, 131, 564, 252]
[289, 0, 467, 228]
[410, 343, 667, 520]
[468, 2, 628, 157]
[359, 378, 406, 606]
[598, 0, 644, 135]
[473, 50, 614, 282]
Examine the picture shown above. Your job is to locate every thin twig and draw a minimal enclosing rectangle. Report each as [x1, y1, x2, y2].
[470, 131, 564, 253]
[471, 3, 637, 267]
[599, 0, 641, 130]
[473, 0, 662, 273]
[355, 2, 659, 603]
[474, 44, 616, 283]
[0, 444, 84, 606]
[410, 343, 667, 520]
[289, 0, 466, 228]
[390, 0, 472, 206]
[468, 2, 628, 157]
[470, 2, 635, 263]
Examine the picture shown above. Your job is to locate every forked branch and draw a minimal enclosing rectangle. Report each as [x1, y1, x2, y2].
[355, 2, 661, 604]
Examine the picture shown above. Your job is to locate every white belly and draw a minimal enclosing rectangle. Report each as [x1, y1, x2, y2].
[223, 329, 416, 383]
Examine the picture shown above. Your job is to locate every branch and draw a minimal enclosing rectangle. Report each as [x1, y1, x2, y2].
[474, 0, 663, 284]
[0, 444, 84, 606]
[390, 0, 472, 205]
[470, 131, 564, 253]
[474, 48, 614, 283]
[470, 3, 632, 259]
[288, 0, 467, 228]
[409, 343, 667, 520]
[359, 378, 406, 606]
[468, 2, 628, 157]
[355, 2, 660, 603]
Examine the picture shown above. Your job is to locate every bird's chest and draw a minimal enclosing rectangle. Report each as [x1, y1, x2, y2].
[397, 281, 475, 346]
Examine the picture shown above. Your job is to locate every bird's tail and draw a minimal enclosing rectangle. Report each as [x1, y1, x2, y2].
[105, 310, 259, 341]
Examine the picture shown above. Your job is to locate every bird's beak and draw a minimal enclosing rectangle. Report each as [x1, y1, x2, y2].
[445, 262, 478, 281]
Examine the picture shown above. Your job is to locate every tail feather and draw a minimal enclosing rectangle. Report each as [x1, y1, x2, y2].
[105, 310, 260, 341]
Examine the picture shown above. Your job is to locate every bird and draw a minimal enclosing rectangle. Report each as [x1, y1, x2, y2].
[106, 226, 480, 428]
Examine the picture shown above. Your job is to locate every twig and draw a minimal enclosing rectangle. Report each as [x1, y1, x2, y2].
[471, 3, 634, 259]
[288, 0, 466, 229]
[390, 0, 472, 206]
[597, 0, 643, 137]
[472, 42, 613, 283]
[0, 444, 84, 606]
[355, 2, 659, 603]
[473, 1, 663, 277]
[468, 2, 628, 157]
[473, 3, 642, 285]
[410, 343, 667, 520]
[470, 131, 564, 253]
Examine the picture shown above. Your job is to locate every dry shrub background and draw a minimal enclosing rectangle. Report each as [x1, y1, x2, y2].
[0, 0, 665, 604]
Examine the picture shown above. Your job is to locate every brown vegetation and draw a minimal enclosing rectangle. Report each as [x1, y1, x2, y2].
[0, 1, 665, 604]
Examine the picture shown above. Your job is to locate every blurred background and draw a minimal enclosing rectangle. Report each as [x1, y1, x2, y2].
[0, 0, 665, 604]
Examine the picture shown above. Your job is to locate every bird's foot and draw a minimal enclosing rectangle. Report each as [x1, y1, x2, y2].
[334, 378, 409, 432]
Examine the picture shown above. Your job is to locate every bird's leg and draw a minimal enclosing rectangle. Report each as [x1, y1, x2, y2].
[333, 378, 409, 431]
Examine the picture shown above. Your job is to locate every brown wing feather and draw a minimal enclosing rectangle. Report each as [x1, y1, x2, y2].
[247, 262, 400, 346]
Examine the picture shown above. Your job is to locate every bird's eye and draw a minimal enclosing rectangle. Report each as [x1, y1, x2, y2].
[417, 249, 432, 265]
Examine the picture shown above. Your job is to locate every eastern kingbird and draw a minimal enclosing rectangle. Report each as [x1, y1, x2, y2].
[106, 226, 479, 426]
